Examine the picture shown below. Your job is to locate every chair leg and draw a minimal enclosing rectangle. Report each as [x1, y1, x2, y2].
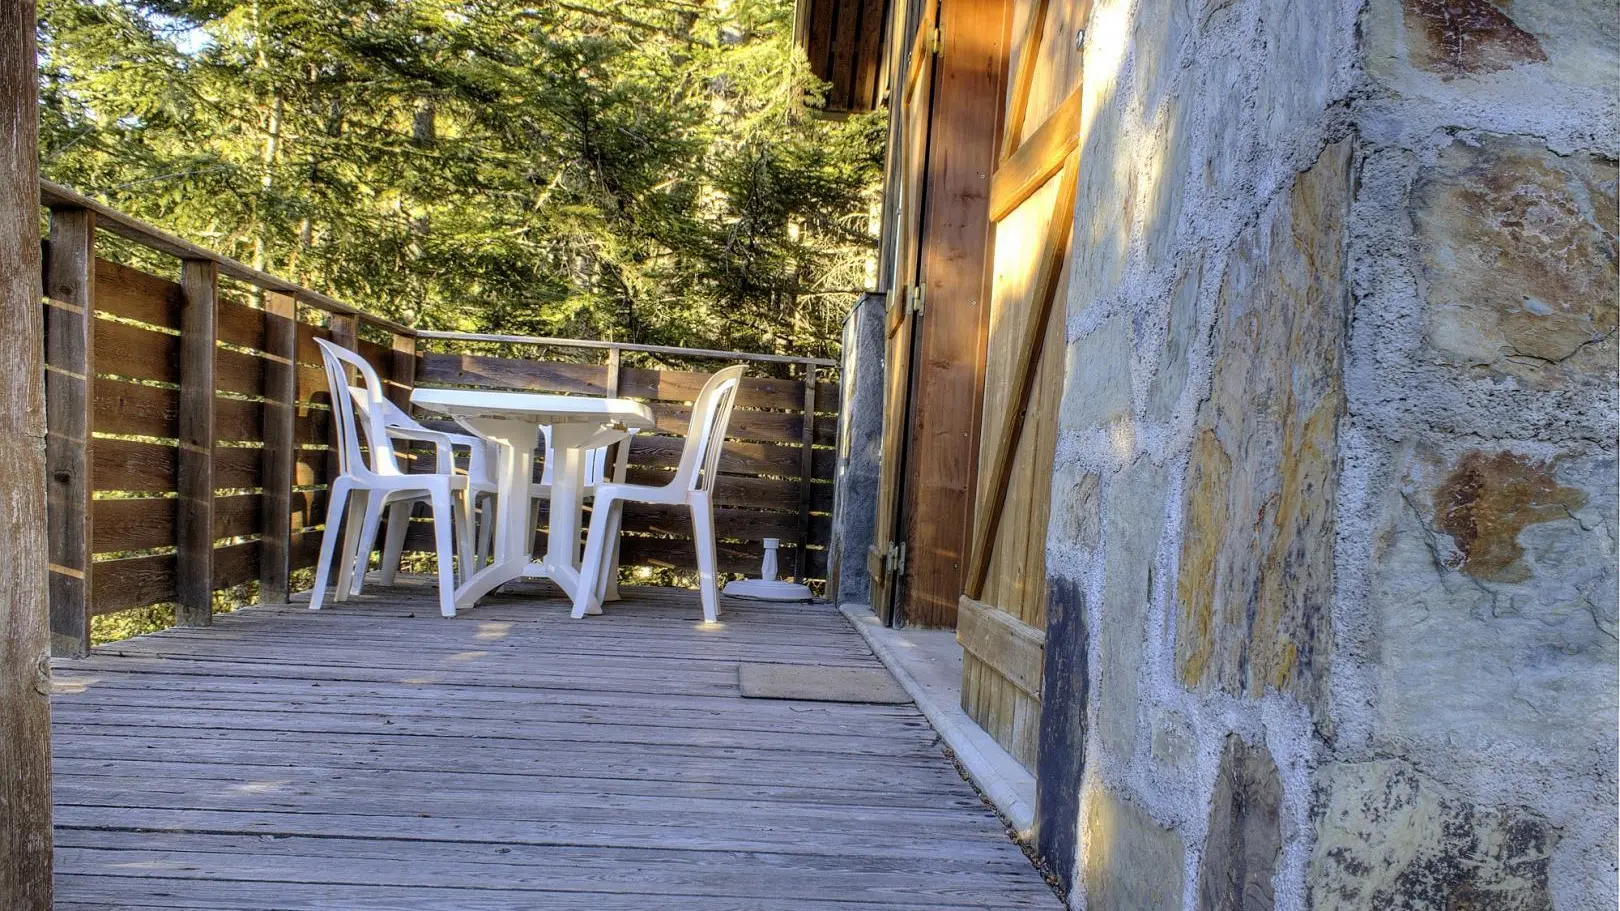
[593, 500, 624, 605]
[344, 491, 385, 598]
[454, 491, 476, 583]
[379, 501, 413, 585]
[334, 490, 368, 600]
[572, 495, 618, 619]
[430, 487, 458, 618]
[603, 507, 624, 603]
[476, 493, 495, 571]
[309, 479, 352, 612]
[528, 497, 541, 555]
[689, 491, 720, 623]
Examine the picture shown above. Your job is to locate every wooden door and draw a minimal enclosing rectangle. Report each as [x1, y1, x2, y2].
[868, 0, 938, 625]
[957, 0, 1087, 770]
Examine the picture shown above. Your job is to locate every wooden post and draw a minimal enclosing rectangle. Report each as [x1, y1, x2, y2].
[389, 331, 417, 410]
[1, 0, 55, 904]
[43, 207, 94, 656]
[605, 344, 622, 397]
[796, 364, 818, 581]
[329, 312, 358, 350]
[175, 259, 218, 626]
[324, 313, 357, 491]
[259, 291, 297, 604]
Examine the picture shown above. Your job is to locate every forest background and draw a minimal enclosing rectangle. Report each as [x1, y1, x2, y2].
[37, 0, 884, 362]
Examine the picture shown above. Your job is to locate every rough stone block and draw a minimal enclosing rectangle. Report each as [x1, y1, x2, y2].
[1097, 455, 1169, 760]
[1130, 0, 1194, 119]
[1309, 760, 1556, 910]
[1366, 0, 1620, 107]
[1050, 464, 1102, 552]
[1401, 0, 1547, 77]
[1413, 134, 1617, 390]
[1062, 312, 1134, 431]
[1191, 23, 1259, 203]
[1144, 257, 1202, 423]
[1432, 449, 1588, 583]
[1196, 734, 1283, 911]
[1149, 709, 1198, 773]
[1371, 442, 1617, 755]
[1255, 0, 1343, 147]
[1174, 139, 1351, 726]
[1083, 785, 1186, 911]
[1036, 575, 1088, 895]
[1070, 54, 1130, 313]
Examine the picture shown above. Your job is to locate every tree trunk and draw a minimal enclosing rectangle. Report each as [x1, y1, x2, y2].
[0, 1, 56, 907]
[252, 91, 284, 276]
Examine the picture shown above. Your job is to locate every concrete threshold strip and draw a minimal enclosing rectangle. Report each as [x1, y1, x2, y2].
[840, 604, 1037, 839]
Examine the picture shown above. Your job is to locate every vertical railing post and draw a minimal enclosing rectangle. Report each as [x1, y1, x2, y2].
[389, 331, 417, 410]
[388, 331, 418, 479]
[796, 363, 818, 582]
[324, 313, 358, 491]
[605, 344, 622, 397]
[329, 313, 358, 350]
[175, 259, 218, 627]
[259, 290, 297, 605]
[605, 343, 631, 477]
[43, 206, 95, 656]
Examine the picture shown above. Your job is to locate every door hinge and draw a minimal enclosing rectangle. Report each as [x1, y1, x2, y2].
[927, 26, 941, 54]
[909, 284, 925, 315]
[890, 541, 908, 578]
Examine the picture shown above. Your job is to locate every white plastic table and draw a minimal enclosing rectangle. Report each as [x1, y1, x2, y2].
[410, 388, 655, 613]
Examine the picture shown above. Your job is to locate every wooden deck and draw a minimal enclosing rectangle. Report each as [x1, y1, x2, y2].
[48, 580, 1059, 909]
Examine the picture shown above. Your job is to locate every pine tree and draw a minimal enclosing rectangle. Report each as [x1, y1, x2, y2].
[37, 0, 883, 362]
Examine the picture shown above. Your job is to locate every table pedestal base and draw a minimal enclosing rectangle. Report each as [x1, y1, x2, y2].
[446, 418, 616, 615]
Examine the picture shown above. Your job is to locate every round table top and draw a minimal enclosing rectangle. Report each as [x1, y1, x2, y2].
[411, 388, 655, 429]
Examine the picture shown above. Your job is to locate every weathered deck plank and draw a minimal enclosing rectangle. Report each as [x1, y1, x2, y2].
[52, 580, 1058, 909]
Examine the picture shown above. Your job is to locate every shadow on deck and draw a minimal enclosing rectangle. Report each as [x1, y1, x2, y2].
[49, 580, 1060, 910]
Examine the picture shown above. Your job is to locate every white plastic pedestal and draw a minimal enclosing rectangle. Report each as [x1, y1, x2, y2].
[723, 537, 813, 602]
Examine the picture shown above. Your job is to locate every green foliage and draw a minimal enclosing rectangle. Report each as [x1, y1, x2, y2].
[39, 0, 881, 362]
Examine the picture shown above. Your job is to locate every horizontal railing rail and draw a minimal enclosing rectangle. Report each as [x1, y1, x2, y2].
[40, 180, 412, 336]
[38, 180, 840, 656]
[416, 330, 838, 369]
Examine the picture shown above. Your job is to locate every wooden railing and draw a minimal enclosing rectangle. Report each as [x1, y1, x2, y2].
[38, 180, 839, 657]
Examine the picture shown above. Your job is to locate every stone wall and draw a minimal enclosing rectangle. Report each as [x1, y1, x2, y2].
[1045, 0, 1616, 908]
[830, 292, 885, 605]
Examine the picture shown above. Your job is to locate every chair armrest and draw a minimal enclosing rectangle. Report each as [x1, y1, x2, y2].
[445, 432, 492, 483]
[386, 425, 491, 481]
[385, 425, 456, 473]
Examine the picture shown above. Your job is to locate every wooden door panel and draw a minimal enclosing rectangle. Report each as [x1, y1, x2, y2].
[958, 0, 1088, 773]
[976, 175, 1063, 467]
[868, 0, 938, 623]
[977, 180, 1068, 629]
[1020, 0, 1084, 142]
[960, 164, 1071, 772]
[982, 262, 1066, 628]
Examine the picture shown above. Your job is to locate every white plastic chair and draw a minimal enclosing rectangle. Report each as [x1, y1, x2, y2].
[350, 394, 498, 593]
[309, 338, 473, 618]
[572, 365, 745, 622]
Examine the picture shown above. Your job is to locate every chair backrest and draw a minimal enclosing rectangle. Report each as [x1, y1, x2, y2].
[673, 365, 746, 493]
[314, 338, 402, 479]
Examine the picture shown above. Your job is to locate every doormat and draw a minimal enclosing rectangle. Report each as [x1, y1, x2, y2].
[737, 663, 912, 704]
